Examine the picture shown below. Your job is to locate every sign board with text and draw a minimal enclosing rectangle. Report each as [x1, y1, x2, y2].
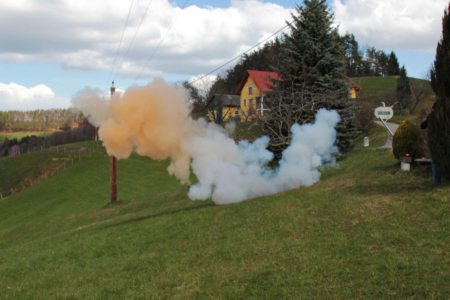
[374, 106, 394, 120]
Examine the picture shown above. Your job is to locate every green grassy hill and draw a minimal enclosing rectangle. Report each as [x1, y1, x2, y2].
[1, 142, 449, 298]
[0, 132, 55, 143]
[353, 76, 398, 99]
[353, 76, 435, 117]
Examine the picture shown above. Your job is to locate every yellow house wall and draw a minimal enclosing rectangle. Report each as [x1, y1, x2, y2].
[350, 87, 357, 99]
[207, 107, 241, 121]
[240, 77, 263, 121]
[222, 107, 241, 120]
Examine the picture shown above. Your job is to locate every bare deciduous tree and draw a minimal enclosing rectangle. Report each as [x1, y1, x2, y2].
[259, 88, 345, 157]
[410, 80, 433, 114]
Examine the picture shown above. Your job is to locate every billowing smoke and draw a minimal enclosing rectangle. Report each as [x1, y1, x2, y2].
[72, 79, 340, 205]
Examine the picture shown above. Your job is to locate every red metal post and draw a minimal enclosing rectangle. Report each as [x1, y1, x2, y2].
[110, 155, 117, 202]
[110, 82, 117, 203]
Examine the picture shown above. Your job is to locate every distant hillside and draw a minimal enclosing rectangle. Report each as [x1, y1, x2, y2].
[353, 76, 398, 99]
[352, 76, 435, 116]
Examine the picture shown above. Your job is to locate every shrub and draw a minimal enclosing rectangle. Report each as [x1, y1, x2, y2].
[392, 119, 423, 160]
[355, 101, 374, 134]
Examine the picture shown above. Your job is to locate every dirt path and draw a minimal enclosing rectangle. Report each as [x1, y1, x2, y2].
[374, 121, 400, 149]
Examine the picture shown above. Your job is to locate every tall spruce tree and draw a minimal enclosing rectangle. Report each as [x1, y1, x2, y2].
[264, 0, 359, 157]
[396, 66, 412, 112]
[429, 3, 450, 180]
[387, 51, 400, 76]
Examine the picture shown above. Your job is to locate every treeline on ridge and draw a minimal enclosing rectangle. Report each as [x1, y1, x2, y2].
[0, 108, 85, 132]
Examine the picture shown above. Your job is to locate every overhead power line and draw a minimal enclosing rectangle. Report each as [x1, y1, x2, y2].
[113, 0, 154, 80]
[106, 0, 135, 89]
[190, 24, 289, 85]
[133, 0, 190, 85]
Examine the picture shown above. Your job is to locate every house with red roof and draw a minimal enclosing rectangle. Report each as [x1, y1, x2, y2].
[207, 70, 361, 123]
[235, 70, 282, 121]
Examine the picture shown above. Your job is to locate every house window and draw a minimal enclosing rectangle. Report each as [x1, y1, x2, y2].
[249, 98, 254, 108]
[244, 99, 247, 106]
[249, 83, 253, 95]
[235, 110, 239, 115]
[256, 97, 261, 110]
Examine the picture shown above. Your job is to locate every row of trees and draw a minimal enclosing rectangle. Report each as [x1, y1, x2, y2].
[0, 121, 95, 157]
[197, 18, 402, 103]
[0, 109, 84, 132]
[341, 33, 401, 77]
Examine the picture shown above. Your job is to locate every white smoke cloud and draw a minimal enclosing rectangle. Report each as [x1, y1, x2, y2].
[73, 80, 340, 205]
[187, 109, 340, 204]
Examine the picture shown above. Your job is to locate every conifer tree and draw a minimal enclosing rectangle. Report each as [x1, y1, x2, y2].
[387, 51, 400, 76]
[264, 0, 359, 156]
[396, 66, 412, 112]
[429, 3, 450, 180]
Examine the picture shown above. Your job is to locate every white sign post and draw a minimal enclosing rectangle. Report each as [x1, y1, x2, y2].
[374, 102, 394, 136]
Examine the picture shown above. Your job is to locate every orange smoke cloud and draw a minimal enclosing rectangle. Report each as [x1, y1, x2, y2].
[73, 79, 195, 182]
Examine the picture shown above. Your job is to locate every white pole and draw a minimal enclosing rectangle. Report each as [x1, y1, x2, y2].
[380, 119, 394, 136]
[261, 96, 264, 117]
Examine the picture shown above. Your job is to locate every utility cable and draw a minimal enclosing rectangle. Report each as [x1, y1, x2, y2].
[106, 0, 135, 89]
[113, 0, 154, 80]
[133, 0, 189, 85]
[189, 24, 289, 85]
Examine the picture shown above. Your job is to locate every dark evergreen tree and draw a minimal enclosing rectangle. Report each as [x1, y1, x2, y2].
[396, 66, 412, 112]
[387, 51, 400, 76]
[341, 32, 364, 77]
[429, 3, 450, 180]
[264, 0, 359, 157]
[376, 50, 389, 76]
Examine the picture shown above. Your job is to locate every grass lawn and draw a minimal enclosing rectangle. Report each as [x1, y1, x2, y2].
[353, 123, 389, 148]
[353, 76, 398, 100]
[1, 143, 449, 298]
[0, 132, 56, 143]
[0, 141, 101, 198]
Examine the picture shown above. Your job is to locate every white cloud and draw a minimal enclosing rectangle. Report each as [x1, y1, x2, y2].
[188, 74, 217, 95]
[0, 0, 292, 79]
[0, 82, 70, 110]
[333, 0, 448, 53]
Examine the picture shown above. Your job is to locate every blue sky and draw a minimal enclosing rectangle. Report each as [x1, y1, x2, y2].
[0, 0, 445, 110]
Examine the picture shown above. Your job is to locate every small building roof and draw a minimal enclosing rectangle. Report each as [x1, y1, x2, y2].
[341, 73, 363, 91]
[236, 70, 282, 95]
[210, 94, 241, 107]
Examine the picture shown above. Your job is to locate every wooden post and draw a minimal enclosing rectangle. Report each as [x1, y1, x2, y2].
[110, 81, 117, 203]
[110, 155, 117, 202]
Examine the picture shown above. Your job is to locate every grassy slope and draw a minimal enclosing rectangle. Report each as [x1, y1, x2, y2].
[0, 132, 55, 143]
[353, 76, 398, 100]
[0, 141, 99, 198]
[353, 124, 389, 148]
[1, 145, 449, 299]
[353, 76, 435, 117]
